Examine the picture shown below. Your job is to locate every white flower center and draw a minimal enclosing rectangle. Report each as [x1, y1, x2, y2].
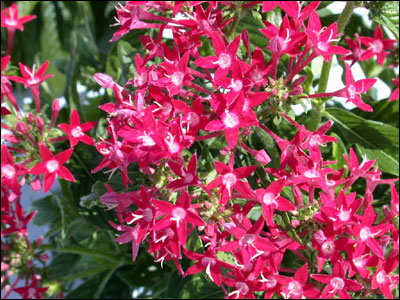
[338, 207, 351, 221]
[240, 234, 255, 246]
[46, 160, 59, 173]
[236, 282, 249, 295]
[348, 84, 357, 99]
[264, 275, 277, 288]
[304, 169, 320, 178]
[187, 112, 200, 126]
[229, 79, 243, 92]
[376, 270, 387, 284]
[223, 111, 239, 128]
[171, 71, 184, 86]
[321, 240, 336, 256]
[71, 126, 84, 138]
[263, 192, 277, 208]
[288, 280, 303, 294]
[143, 207, 153, 222]
[172, 207, 186, 220]
[330, 277, 345, 290]
[183, 173, 194, 184]
[353, 256, 365, 268]
[371, 40, 383, 53]
[359, 227, 372, 241]
[222, 173, 237, 188]
[139, 135, 156, 146]
[2, 164, 16, 179]
[201, 257, 216, 267]
[216, 53, 232, 69]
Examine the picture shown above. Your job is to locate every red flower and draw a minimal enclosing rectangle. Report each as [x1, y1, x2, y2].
[1, 3, 36, 55]
[1, 145, 27, 195]
[30, 143, 75, 193]
[389, 78, 399, 102]
[152, 191, 205, 247]
[360, 25, 397, 66]
[207, 157, 257, 205]
[13, 276, 48, 299]
[311, 262, 363, 298]
[1, 201, 36, 237]
[58, 109, 97, 147]
[8, 61, 54, 113]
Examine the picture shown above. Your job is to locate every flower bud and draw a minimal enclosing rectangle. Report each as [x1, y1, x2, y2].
[94, 73, 115, 89]
[26, 112, 34, 123]
[36, 116, 44, 134]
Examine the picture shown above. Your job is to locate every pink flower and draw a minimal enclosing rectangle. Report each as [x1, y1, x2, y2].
[30, 143, 75, 193]
[1, 201, 36, 237]
[8, 61, 54, 113]
[389, 78, 399, 102]
[1, 145, 27, 195]
[58, 109, 97, 147]
[360, 25, 397, 66]
[311, 262, 363, 298]
[1, 3, 36, 55]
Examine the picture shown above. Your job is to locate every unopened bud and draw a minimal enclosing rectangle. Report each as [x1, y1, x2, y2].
[291, 76, 306, 87]
[36, 116, 44, 134]
[94, 73, 115, 89]
[26, 112, 34, 123]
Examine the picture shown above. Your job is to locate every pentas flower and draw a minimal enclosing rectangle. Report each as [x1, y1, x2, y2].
[255, 179, 295, 226]
[1, 145, 27, 195]
[219, 216, 276, 268]
[166, 153, 203, 191]
[207, 158, 257, 205]
[308, 63, 376, 112]
[194, 33, 241, 86]
[341, 34, 365, 66]
[1, 201, 36, 237]
[30, 143, 75, 193]
[352, 205, 393, 259]
[1, 55, 19, 112]
[58, 109, 97, 147]
[224, 269, 265, 299]
[205, 94, 257, 148]
[360, 25, 397, 66]
[371, 257, 400, 299]
[109, 220, 140, 261]
[276, 264, 320, 299]
[1, 3, 36, 55]
[13, 275, 48, 299]
[184, 248, 233, 286]
[124, 186, 156, 244]
[152, 191, 205, 246]
[8, 61, 54, 113]
[311, 262, 363, 299]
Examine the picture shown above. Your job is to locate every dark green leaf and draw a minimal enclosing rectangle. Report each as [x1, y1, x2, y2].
[323, 107, 399, 176]
[368, 1, 399, 40]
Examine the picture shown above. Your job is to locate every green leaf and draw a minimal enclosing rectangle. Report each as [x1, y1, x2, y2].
[330, 132, 348, 170]
[31, 196, 59, 227]
[368, 1, 399, 40]
[80, 180, 107, 209]
[180, 273, 224, 299]
[323, 107, 399, 176]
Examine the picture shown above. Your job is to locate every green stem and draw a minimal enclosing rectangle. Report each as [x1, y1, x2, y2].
[307, 1, 356, 131]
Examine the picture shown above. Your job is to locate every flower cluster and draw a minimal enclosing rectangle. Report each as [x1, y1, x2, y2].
[92, 1, 398, 299]
[1, 3, 96, 298]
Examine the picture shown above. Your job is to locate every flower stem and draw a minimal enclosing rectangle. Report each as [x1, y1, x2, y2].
[307, 1, 356, 131]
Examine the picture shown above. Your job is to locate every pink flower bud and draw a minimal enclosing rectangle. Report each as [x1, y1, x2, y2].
[94, 73, 115, 89]
[36, 236, 44, 246]
[254, 149, 271, 165]
[26, 112, 34, 123]
[36, 116, 44, 134]
[31, 176, 42, 191]
[289, 86, 303, 95]
[291, 76, 306, 87]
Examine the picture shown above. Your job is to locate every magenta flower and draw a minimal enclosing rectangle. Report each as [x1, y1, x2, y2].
[1, 201, 36, 237]
[1, 145, 27, 195]
[352, 205, 393, 259]
[58, 109, 97, 147]
[255, 179, 295, 226]
[30, 143, 75, 193]
[360, 25, 397, 66]
[207, 158, 257, 205]
[13, 276, 48, 299]
[1, 3, 36, 55]
[311, 262, 363, 299]
[184, 248, 233, 286]
[276, 264, 320, 299]
[389, 78, 399, 102]
[166, 153, 202, 191]
[152, 191, 205, 247]
[308, 63, 376, 112]
[8, 61, 54, 113]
